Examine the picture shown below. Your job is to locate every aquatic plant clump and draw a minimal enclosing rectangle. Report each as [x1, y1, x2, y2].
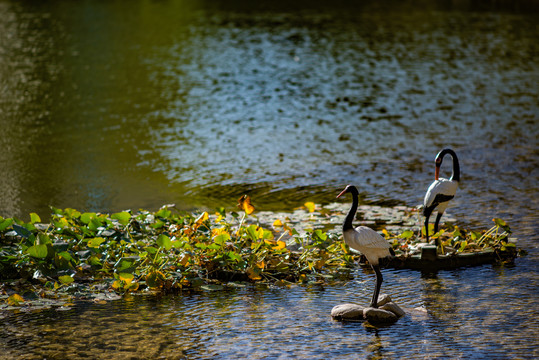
[0, 199, 523, 309]
[387, 217, 520, 259]
[0, 202, 353, 298]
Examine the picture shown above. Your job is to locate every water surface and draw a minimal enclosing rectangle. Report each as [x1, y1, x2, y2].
[1, 262, 538, 359]
[0, 0, 538, 358]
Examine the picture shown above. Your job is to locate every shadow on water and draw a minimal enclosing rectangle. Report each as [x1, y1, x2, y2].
[0, 0, 538, 358]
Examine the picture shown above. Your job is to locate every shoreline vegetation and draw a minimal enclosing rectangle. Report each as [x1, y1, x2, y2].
[0, 196, 524, 311]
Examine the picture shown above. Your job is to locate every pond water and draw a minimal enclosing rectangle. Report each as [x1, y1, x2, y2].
[0, 0, 538, 358]
[1, 263, 538, 359]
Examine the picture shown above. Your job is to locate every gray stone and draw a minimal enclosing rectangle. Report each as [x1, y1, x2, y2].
[375, 294, 392, 307]
[331, 303, 365, 320]
[331, 294, 404, 324]
[380, 302, 406, 317]
[35, 223, 52, 231]
[363, 307, 398, 324]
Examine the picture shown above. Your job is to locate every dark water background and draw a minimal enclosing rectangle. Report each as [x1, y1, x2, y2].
[0, 0, 538, 358]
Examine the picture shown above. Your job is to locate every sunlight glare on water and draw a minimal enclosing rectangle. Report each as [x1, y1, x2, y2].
[1, 263, 538, 359]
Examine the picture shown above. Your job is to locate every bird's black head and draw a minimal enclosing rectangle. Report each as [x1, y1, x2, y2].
[435, 148, 457, 164]
[434, 148, 460, 181]
[337, 184, 358, 198]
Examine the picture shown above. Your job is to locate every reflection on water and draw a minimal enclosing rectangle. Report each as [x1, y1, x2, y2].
[1, 262, 538, 359]
[0, 0, 538, 358]
[0, 1, 537, 238]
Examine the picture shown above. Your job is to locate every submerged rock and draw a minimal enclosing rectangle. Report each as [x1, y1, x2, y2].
[331, 303, 365, 320]
[375, 294, 392, 307]
[363, 307, 398, 324]
[331, 294, 405, 324]
[380, 302, 406, 317]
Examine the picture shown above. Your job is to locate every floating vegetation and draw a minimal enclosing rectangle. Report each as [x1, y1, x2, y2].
[0, 197, 524, 310]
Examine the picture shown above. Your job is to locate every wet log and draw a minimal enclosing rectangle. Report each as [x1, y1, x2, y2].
[388, 249, 504, 271]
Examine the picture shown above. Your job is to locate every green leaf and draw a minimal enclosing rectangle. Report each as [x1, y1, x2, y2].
[112, 211, 131, 226]
[0, 218, 13, 232]
[81, 212, 97, 224]
[172, 240, 184, 249]
[493, 218, 506, 227]
[115, 258, 135, 272]
[214, 233, 230, 245]
[216, 207, 226, 217]
[58, 275, 74, 284]
[470, 231, 482, 241]
[246, 225, 261, 240]
[87, 237, 106, 248]
[156, 234, 172, 250]
[146, 271, 163, 288]
[51, 207, 63, 215]
[151, 219, 165, 229]
[37, 233, 52, 245]
[58, 251, 74, 262]
[145, 246, 158, 254]
[88, 218, 102, 232]
[27, 244, 48, 258]
[227, 251, 242, 262]
[88, 254, 102, 266]
[119, 272, 134, 283]
[30, 213, 41, 224]
[53, 217, 70, 229]
[156, 208, 172, 219]
[399, 230, 414, 239]
[64, 208, 81, 219]
[262, 229, 274, 240]
[314, 229, 327, 241]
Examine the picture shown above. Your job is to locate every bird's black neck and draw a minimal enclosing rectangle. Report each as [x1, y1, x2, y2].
[439, 148, 460, 182]
[343, 186, 359, 232]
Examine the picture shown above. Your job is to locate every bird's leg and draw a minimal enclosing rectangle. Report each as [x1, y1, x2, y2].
[434, 213, 443, 247]
[434, 213, 443, 234]
[424, 215, 430, 243]
[370, 264, 383, 308]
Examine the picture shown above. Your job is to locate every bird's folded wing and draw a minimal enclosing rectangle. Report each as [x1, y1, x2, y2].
[424, 179, 458, 208]
[351, 226, 391, 249]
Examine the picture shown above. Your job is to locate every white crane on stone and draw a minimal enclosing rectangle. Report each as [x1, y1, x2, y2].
[423, 148, 460, 246]
[337, 184, 394, 308]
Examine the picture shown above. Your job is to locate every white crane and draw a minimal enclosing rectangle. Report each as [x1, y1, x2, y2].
[423, 148, 460, 246]
[337, 185, 393, 308]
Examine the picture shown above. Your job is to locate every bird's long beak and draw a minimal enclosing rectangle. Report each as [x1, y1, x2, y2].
[336, 188, 348, 198]
[435, 165, 440, 180]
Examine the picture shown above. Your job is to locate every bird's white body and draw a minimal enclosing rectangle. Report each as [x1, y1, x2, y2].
[337, 184, 393, 307]
[343, 226, 392, 266]
[423, 178, 459, 213]
[423, 148, 461, 245]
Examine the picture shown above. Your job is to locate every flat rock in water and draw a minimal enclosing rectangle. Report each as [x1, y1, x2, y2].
[363, 307, 398, 324]
[380, 302, 406, 317]
[375, 294, 392, 307]
[331, 294, 405, 324]
[331, 303, 365, 320]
